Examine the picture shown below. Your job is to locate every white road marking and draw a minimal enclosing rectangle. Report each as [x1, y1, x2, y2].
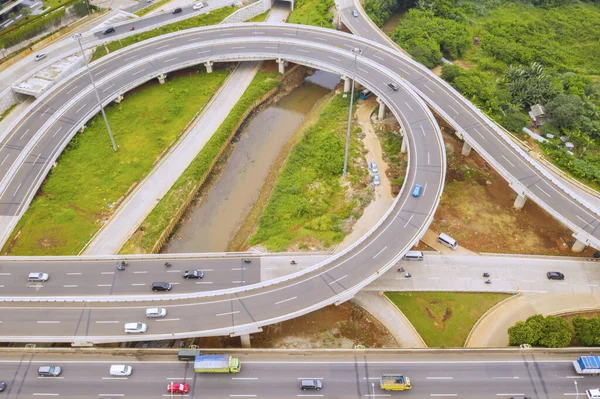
[420, 124, 426, 137]
[37, 321, 60, 324]
[328, 275, 347, 285]
[156, 318, 180, 322]
[297, 49, 310, 53]
[98, 395, 124, 397]
[501, 155, 515, 168]
[75, 103, 87, 114]
[314, 36, 328, 41]
[101, 377, 128, 380]
[491, 377, 519, 379]
[124, 55, 136, 61]
[13, 183, 22, 196]
[232, 281, 246, 284]
[63, 285, 78, 288]
[198, 50, 211, 54]
[473, 128, 484, 138]
[231, 268, 247, 271]
[96, 68, 107, 76]
[430, 395, 457, 397]
[97, 284, 112, 287]
[96, 321, 119, 324]
[164, 57, 178, 63]
[565, 376, 584, 379]
[167, 270, 182, 273]
[264, 46, 278, 49]
[372, 54, 384, 61]
[102, 83, 115, 93]
[33, 394, 59, 396]
[297, 377, 323, 380]
[448, 104, 459, 114]
[66, 86, 79, 95]
[275, 296, 297, 305]
[427, 377, 453, 379]
[19, 128, 30, 141]
[283, 33, 296, 36]
[101, 272, 114, 275]
[358, 67, 370, 74]
[576, 214, 588, 225]
[166, 377, 192, 380]
[537, 186, 551, 198]
[216, 311, 240, 316]
[496, 395, 525, 397]
[404, 215, 413, 228]
[0, 273, 10, 276]
[52, 126, 63, 138]
[131, 283, 146, 286]
[363, 395, 391, 397]
[423, 84, 435, 93]
[427, 152, 430, 165]
[132, 69, 146, 76]
[404, 101, 413, 112]
[231, 46, 245, 49]
[232, 377, 258, 380]
[133, 271, 148, 274]
[156, 44, 170, 50]
[373, 246, 387, 259]
[196, 281, 214, 284]
[0, 154, 9, 166]
[328, 56, 341, 62]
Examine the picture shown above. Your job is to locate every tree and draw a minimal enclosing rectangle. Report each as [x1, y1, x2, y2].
[545, 94, 584, 129]
[502, 110, 529, 133]
[508, 314, 573, 348]
[21, 7, 31, 18]
[441, 63, 464, 83]
[573, 316, 600, 346]
[503, 62, 556, 107]
[538, 316, 572, 348]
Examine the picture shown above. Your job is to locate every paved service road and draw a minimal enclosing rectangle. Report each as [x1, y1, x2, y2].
[0, 351, 595, 398]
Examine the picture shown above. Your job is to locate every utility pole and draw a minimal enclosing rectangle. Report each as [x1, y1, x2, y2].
[342, 47, 361, 177]
[72, 33, 118, 152]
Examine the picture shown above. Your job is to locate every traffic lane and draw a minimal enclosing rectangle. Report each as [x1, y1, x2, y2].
[0, 258, 261, 296]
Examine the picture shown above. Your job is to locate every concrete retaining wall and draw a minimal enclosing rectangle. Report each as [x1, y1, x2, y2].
[0, 88, 27, 115]
[222, 1, 266, 23]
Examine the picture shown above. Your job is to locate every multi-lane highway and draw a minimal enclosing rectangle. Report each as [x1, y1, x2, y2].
[0, 350, 597, 398]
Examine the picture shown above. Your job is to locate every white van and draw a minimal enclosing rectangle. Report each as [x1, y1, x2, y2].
[403, 250, 424, 261]
[586, 389, 600, 399]
[146, 307, 167, 319]
[437, 233, 458, 250]
[109, 365, 132, 376]
[28, 272, 49, 282]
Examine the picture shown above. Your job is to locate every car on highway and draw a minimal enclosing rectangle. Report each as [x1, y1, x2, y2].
[183, 270, 204, 279]
[412, 184, 423, 197]
[102, 27, 115, 35]
[109, 365, 132, 376]
[28, 272, 49, 282]
[146, 307, 167, 318]
[124, 322, 147, 333]
[387, 82, 399, 91]
[510, 397, 532, 399]
[352, 9, 358, 17]
[300, 379, 323, 390]
[373, 174, 380, 186]
[546, 271, 565, 280]
[34, 53, 46, 62]
[193, 2, 204, 9]
[0, 381, 6, 392]
[586, 389, 600, 399]
[172, 7, 182, 13]
[369, 161, 378, 173]
[152, 281, 172, 291]
[38, 366, 62, 377]
[168, 382, 190, 394]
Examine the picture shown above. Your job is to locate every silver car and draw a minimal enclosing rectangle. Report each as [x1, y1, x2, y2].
[369, 161, 378, 173]
[373, 174, 380, 186]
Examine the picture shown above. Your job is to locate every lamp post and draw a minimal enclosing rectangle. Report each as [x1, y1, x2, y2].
[574, 380, 579, 399]
[72, 33, 118, 152]
[342, 47, 361, 177]
[371, 382, 375, 397]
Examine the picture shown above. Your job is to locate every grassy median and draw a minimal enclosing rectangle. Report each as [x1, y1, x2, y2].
[91, 6, 234, 62]
[248, 93, 367, 252]
[121, 70, 281, 254]
[385, 292, 511, 348]
[3, 70, 228, 256]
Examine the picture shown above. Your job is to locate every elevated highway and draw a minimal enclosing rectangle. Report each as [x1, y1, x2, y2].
[0, 25, 445, 342]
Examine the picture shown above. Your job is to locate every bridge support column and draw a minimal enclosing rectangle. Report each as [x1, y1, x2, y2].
[461, 141, 471, 156]
[342, 76, 350, 93]
[377, 97, 385, 120]
[204, 61, 213, 73]
[401, 135, 407, 154]
[114, 94, 124, 104]
[513, 193, 527, 210]
[157, 73, 167, 84]
[571, 239, 586, 253]
[240, 334, 251, 348]
[276, 58, 286, 74]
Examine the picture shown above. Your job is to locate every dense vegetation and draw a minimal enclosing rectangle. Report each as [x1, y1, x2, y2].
[288, 0, 335, 28]
[4, 70, 228, 256]
[122, 71, 281, 254]
[369, 0, 600, 189]
[508, 314, 573, 348]
[249, 94, 366, 251]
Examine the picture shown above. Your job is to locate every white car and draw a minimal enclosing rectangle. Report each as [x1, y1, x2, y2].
[369, 161, 378, 173]
[109, 365, 132, 376]
[124, 322, 147, 333]
[193, 2, 204, 9]
[145, 307, 167, 318]
[34, 53, 46, 62]
[373, 174, 380, 186]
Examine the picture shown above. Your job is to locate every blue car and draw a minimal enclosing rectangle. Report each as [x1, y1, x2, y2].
[412, 184, 423, 197]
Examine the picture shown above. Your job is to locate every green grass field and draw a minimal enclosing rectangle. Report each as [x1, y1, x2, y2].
[3, 70, 228, 256]
[249, 93, 366, 251]
[247, 11, 269, 22]
[91, 7, 234, 61]
[121, 70, 281, 254]
[385, 292, 511, 347]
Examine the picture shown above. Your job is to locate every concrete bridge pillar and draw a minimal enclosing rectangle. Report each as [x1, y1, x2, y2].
[513, 193, 527, 210]
[461, 142, 472, 156]
[377, 97, 386, 120]
[157, 73, 167, 84]
[204, 61, 213, 73]
[276, 58, 286, 74]
[240, 334, 251, 348]
[401, 136, 407, 154]
[114, 94, 124, 104]
[342, 76, 350, 93]
[571, 239, 586, 253]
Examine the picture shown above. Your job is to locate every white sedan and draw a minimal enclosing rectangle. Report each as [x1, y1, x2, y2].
[193, 2, 204, 9]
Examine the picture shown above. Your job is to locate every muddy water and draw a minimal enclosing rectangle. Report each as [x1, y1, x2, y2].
[165, 71, 340, 253]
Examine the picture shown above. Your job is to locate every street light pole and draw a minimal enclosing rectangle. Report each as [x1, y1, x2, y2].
[574, 380, 579, 399]
[371, 382, 375, 397]
[342, 47, 361, 177]
[72, 33, 118, 152]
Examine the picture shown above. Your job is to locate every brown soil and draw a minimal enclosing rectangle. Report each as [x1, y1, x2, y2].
[430, 128, 596, 256]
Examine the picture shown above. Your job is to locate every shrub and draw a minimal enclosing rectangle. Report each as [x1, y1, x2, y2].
[508, 314, 573, 348]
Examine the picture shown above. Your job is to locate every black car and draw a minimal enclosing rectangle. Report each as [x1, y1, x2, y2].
[152, 282, 172, 291]
[103, 27, 115, 35]
[183, 270, 204, 279]
[546, 271, 565, 280]
[0, 381, 6, 392]
[172, 7, 182, 13]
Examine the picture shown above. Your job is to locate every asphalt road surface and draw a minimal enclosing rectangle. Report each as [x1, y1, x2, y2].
[0, 352, 596, 398]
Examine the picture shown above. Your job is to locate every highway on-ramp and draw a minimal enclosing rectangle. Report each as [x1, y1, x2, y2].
[0, 24, 446, 342]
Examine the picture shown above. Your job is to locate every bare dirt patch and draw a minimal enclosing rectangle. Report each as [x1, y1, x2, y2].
[430, 129, 596, 256]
